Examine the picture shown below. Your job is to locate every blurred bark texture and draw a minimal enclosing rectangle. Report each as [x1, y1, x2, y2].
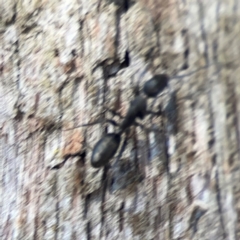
[1, 0, 240, 239]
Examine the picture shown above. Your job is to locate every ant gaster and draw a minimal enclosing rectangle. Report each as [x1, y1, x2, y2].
[91, 133, 121, 168]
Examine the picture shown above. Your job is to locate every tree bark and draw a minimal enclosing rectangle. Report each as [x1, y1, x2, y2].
[1, 0, 240, 239]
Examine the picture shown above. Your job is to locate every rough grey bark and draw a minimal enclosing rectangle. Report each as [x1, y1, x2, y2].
[1, 0, 240, 239]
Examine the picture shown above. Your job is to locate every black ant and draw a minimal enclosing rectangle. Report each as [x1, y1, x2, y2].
[52, 63, 214, 169]
[51, 92, 150, 169]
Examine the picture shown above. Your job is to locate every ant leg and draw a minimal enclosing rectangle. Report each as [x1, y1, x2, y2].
[102, 105, 125, 120]
[171, 62, 214, 80]
[146, 107, 162, 116]
[131, 120, 157, 134]
[110, 131, 130, 191]
[149, 96, 158, 110]
[112, 132, 129, 168]
[63, 102, 127, 131]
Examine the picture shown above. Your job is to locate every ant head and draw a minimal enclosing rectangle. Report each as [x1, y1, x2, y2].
[143, 73, 170, 97]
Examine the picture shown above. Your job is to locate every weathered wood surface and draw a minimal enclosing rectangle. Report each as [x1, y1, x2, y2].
[1, 0, 240, 239]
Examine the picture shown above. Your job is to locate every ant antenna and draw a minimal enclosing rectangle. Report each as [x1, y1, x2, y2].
[63, 118, 118, 131]
[170, 62, 215, 80]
